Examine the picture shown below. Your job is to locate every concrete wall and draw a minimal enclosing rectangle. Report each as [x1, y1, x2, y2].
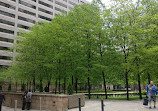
[2, 92, 85, 111]
[68, 94, 85, 109]
[0, 0, 89, 66]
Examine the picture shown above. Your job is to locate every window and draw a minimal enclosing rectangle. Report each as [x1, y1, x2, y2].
[38, 8, 53, 15]
[0, 19, 15, 26]
[0, 37, 14, 43]
[18, 16, 36, 24]
[0, 56, 12, 60]
[18, 24, 30, 29]
[55, 7, 62, 12]
[0, 46, 10, 51]
[31, 0, 36, 2]
[0, 10, 15, 18]
[80, 1, 85, 3]
[48, 0, 53, 2]
[0, 28, 14, 35]
[55, 1, 67, 8]
[69, 1, 77, 6]
[55, 7, 67, 13]
[19, 0, 36, 9]
[10, 0, 16, 2]
[0, 1, 16, 10]
[39, 0, 53, 9]
[18, 8, 36, 16]
[38, 15, 52, 21]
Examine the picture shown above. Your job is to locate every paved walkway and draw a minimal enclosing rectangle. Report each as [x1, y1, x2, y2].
[69, 99, 158, 111]
[2, 99, 158, 111]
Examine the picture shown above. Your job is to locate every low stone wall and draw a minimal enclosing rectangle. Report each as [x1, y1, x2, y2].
[2, 92, 85, 111]
[68, 94, 85, 109]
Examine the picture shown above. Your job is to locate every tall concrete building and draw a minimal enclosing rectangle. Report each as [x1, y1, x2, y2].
[0, 0, 88, 66]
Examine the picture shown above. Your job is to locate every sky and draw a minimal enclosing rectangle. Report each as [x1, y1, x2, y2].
[86, 0, 137, 6]
[86, 0, 111, 6]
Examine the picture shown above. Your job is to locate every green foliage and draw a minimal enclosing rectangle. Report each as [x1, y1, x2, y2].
[0, 0, 157, 94]
[67, 83, 74, 95]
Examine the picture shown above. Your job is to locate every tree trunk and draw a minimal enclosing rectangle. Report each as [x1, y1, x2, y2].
[72, 75, 74, 86]
[102, 71, 107, 99]
[29, 81, 31, 90]
[59, 76, 61, 94]
[33, 77, 36, 92]
[27, 82, 28, 90]
[16, 82, 17, 92]
[138, 73, 142, 99]
[88, 77, 91, 99]
[21, 80, 22, 91]
[75, 78, 78, 93]
[147, 73, 151, 84]
[136, 57, 142, 99]
[125, 69, 129, 100]
[64, 77, 66, 94]
[48, 81, 50, 92]
[55, 79, 57, 94]
[98, 33, 107, 99]
[39, 79, 43, 92]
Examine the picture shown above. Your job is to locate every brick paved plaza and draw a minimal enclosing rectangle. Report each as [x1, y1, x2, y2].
[2, 99, 158, 111]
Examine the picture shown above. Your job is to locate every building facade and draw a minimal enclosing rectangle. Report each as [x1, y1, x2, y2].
[0, 0, 88, 66]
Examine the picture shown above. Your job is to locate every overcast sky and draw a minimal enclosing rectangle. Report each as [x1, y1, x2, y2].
[86, 0, 137, 6]
[86, 0, 111, 6]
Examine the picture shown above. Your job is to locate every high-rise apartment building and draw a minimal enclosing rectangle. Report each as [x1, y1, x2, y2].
[0, 0, 88, 66]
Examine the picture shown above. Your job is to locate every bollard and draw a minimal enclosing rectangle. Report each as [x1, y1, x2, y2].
[40, 97, 42, 111]
[101, 99, 104, 111]
[14, 100, 17, 111]
[79, 98, 81, 111]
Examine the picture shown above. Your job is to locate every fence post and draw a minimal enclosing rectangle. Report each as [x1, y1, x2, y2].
[40, 97, 42, 111]
[14, 100, 17, 111]
[79, 97, 81, 111]
[101, 99, 104, 111]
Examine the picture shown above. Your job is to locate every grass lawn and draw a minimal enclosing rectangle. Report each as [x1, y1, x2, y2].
[86, 95, 158, 100]
[85, 95, 147, 100]
[77, 90, 126, 93]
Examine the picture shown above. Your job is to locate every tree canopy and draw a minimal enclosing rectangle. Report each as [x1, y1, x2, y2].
[0, 0, 158, 99]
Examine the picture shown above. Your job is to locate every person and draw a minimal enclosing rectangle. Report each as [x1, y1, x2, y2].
[44, 85, 49, 92]
[147, 81, 157, 109]
[0, 92, 5, 111]
[26, 90, 32, 110]
[22, 91, 27, 110]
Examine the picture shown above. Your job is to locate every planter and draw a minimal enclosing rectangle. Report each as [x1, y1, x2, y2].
[68, 94, 85, 109]
[2, 92, 85, 111]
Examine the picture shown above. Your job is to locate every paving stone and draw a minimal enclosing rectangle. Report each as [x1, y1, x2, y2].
[2, 98, 158, 111]
[69, 99, 158, 111]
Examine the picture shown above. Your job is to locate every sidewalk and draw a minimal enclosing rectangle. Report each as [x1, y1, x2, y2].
[2, 99, 158, 111]
[69, 99, 158, 111]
